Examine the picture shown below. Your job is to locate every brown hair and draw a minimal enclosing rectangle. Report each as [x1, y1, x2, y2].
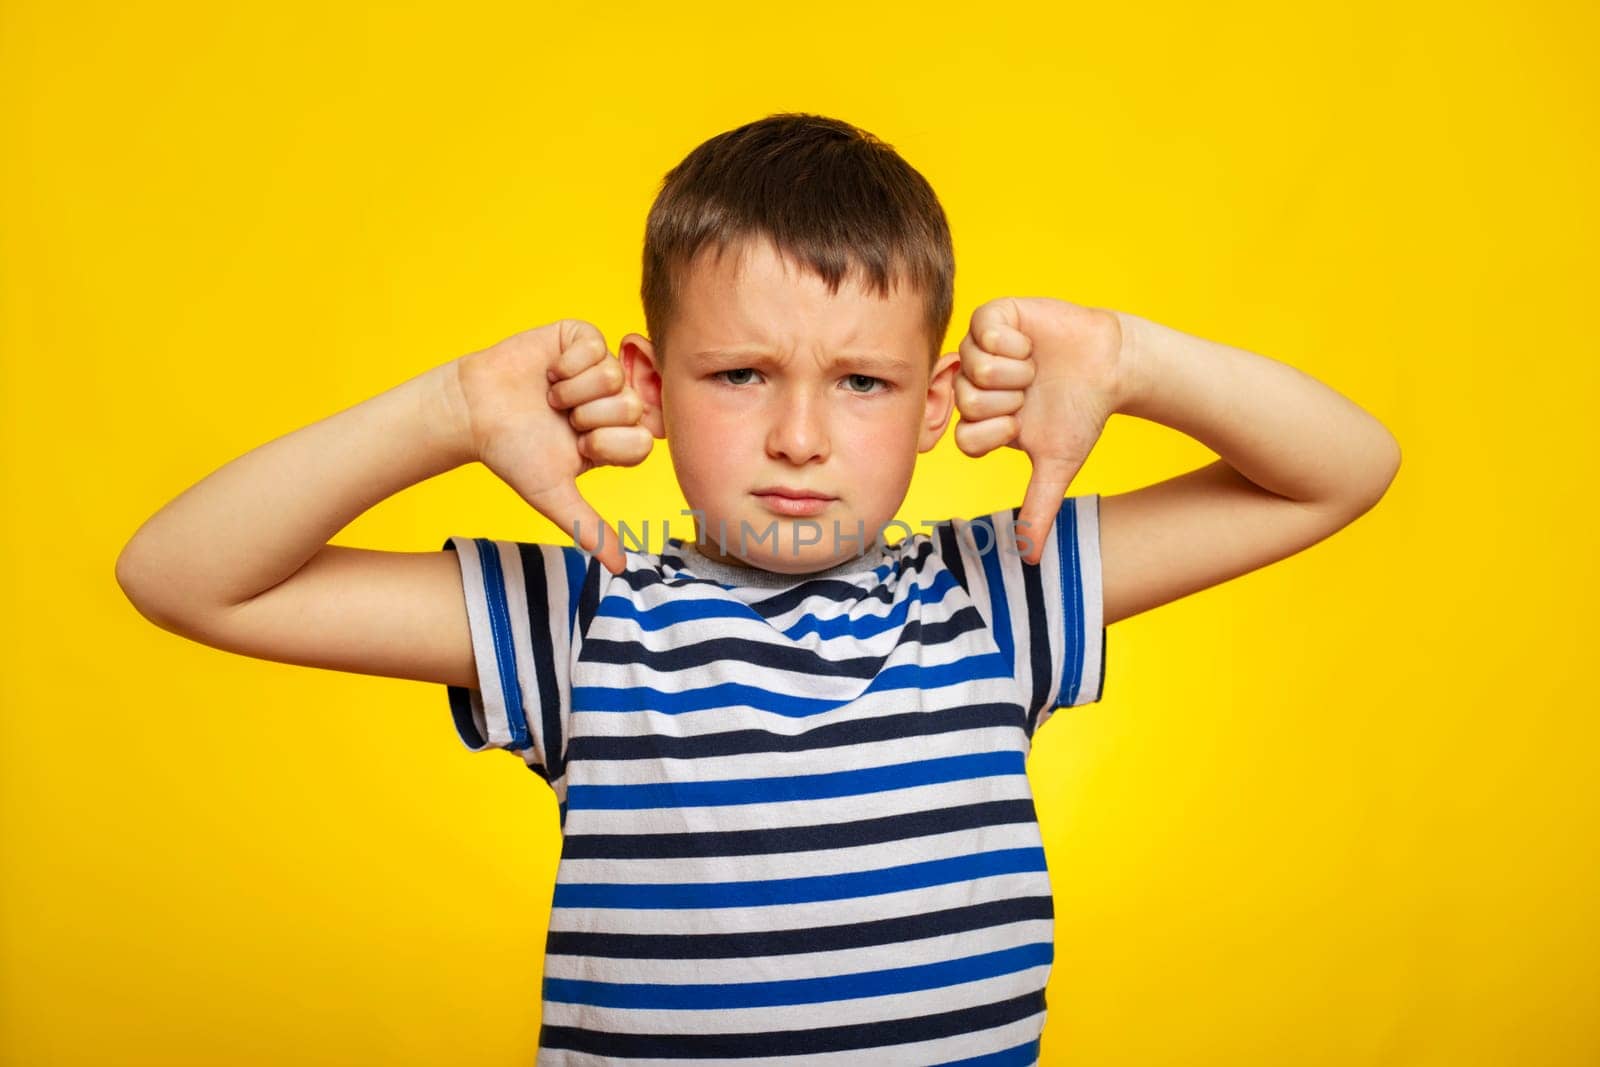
[640, 112, 955, 367]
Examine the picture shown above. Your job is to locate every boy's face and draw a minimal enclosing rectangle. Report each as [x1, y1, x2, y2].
[620, 236, 960, 574]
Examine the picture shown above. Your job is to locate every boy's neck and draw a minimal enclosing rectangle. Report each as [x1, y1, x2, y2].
[667, 535, 887, 587]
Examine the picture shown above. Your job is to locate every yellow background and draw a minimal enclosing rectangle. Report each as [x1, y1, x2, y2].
[3, 1, 1595, 1063]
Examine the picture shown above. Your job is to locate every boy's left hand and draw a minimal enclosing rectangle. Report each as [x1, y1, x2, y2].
[952, 297, 1127, 565]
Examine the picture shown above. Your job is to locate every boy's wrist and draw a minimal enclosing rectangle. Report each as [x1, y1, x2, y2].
[421, 359, 481, 470]
[1107, 309, 1156, 416]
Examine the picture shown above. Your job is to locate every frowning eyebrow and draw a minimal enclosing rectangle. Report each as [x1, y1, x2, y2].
[689, 348, 913, 373]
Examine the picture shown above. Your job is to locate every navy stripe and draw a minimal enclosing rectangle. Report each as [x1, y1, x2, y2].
[564, 699, 1023, 772]
[539, 989, 1046, 1059]
[613, 564, 729, 594]
[583, 633, 886, 678]
[546, 892, 1053, 960]
[515, 543, 563, 778]
[1015, 505, 1053, 740]
[751, 539, 937, 618]
[571, 650, 1012, 716]
[579, 605, 986, 680]
[576, 550, 602, 635]
[937, 520, 970, 594]
[443, 686, 485, 749]
[1097, 627, 1107, 700]
[751, 575, 896, 615]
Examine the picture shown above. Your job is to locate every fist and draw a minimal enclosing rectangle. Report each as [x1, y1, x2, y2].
[454, 319, 653, 575]
[952, 297, 1125, 564]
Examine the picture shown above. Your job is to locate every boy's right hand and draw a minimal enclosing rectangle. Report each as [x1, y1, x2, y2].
[451, 319, 653, 575]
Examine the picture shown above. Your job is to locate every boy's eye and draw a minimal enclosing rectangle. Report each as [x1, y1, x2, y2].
[712, 369, 886, 393]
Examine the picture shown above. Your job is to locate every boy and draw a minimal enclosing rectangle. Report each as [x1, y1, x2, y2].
[116, 113, 1400, 1064]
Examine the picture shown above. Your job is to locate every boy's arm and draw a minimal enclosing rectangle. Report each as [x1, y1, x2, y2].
[114, 321, 650, 689]
[114, 364, 484, 687]
[1097, 310, 1402, 626]
[954, 299, 1401, 630]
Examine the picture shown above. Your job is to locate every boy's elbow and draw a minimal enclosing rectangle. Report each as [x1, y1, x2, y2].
[1353, 430, 1402, 514]
[1377, 429, 1402, 493]
[115, 521, 156, 595]
[115, 537, 182, 630]
[1322, 427, 1400, 522]
[114, 540, 146, 604]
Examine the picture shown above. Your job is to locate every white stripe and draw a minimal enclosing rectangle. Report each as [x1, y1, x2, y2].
[546, 870, 1052, 937]
[570, 673, 1022, 741]
[447, 537, 516, 751]
[571, 721, 1024, 787]
[1037, 506, 1067, 724]
[539, 543, 579, 808]
[555, 816, 1044, 885]
[564, 769, 1038, 838]
[993, 510, 1042, 717]
[589, 581, 975, 650]
[493, 540, 537, 754]
[574, 635, 1009, 703]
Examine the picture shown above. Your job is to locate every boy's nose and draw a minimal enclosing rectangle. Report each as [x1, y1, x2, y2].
[765, 391, 829, 464]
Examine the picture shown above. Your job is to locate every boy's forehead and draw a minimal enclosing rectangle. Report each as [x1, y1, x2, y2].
[672, 237, 926, 363]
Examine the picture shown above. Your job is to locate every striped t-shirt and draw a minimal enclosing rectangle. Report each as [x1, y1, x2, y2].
[443, 496, 1106, 1066]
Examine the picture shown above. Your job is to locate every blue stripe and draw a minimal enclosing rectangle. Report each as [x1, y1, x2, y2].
[563, 545, 586, 630]
[473, 538, 530, 750]
[595, 568, 962, 641]
[782, 570, 962, 640]
[554, 845, 1046, 911]
[566, 749, 1026, 811]
[596, 596, 763, 630]
[570, 650, 1012, 716]
[937, 1038, 1043, 1067]
[1054, 499, 1085, 708]
[542, 940, 1052, 1009]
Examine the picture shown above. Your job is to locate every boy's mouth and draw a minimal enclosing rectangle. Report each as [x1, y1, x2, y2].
[752, 486, 836, 517]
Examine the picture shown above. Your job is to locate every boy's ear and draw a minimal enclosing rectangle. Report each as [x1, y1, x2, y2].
[918, 350, 961, 453]
[618, 332, 667, 439]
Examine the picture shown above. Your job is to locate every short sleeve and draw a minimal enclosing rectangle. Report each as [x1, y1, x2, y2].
[934, 495, 1106, 741]
[441, 536, 596, 783]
